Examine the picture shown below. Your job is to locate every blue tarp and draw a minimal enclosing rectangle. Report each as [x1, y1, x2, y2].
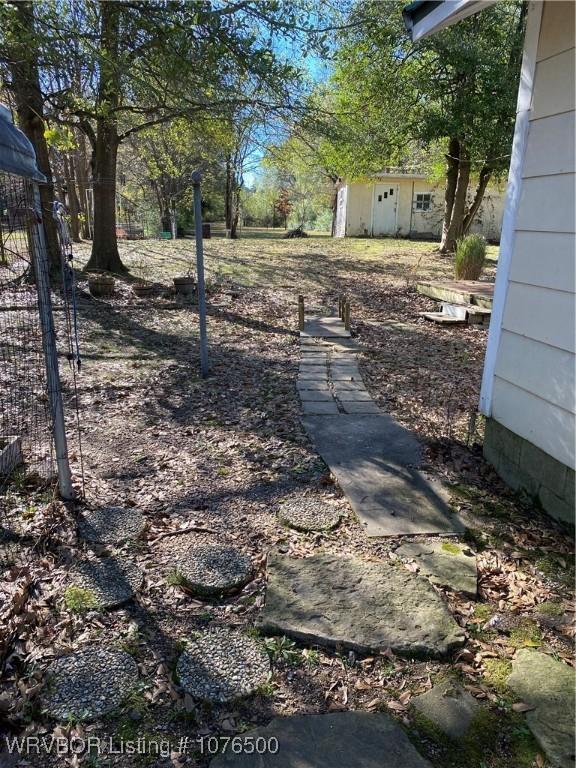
[0, 104, 46, 182]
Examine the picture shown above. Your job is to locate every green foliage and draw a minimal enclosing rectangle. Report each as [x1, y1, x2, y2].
[63, 585, 98, 613]
[263, 635, 300, 665]
[441, 541, 462, 555]
[483, 658, 512, 693]
[454, 234, 487, 279]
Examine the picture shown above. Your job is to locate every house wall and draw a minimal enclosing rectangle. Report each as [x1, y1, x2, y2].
[340, 177, 505, 239]
[483, 0, 575, 524]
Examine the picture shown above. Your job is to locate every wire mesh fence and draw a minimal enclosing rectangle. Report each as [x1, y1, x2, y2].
[0, 171, 56, 491]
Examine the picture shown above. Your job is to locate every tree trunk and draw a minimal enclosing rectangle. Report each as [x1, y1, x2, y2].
[63, 153, 81, 242]
[85, 0, 125, 273]
[86, 124, 124, 272]
[225, 158, 233, 231]
[462, 165, 492, 235]
[7, 1, 61, 275]
[75, 133, 91, 238]
[439, 137, 460, 253]
[441, 147, 471, 254]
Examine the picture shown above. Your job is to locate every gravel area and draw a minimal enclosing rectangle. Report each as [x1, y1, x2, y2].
[176, 627, 270, 703]
[77, 506, 146, 544]
[42, 647, 139, 721]
[176, 544, 253, 596]
[278, 496, 342, 532]
[69, 557, 144, 608]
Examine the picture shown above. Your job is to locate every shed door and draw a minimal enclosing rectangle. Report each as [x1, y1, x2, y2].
[372, 184, 398, 235]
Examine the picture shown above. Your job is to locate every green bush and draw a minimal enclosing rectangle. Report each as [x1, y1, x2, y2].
[454, 234, 486, 280]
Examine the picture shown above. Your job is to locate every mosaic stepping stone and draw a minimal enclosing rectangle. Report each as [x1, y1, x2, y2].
[68, 557, 143, 609]
[278, 497, 342, 532]
[176, 627, 270, 703]
[42, 647, 138, 721]
[175, 544, 253, 596]
[77, 506, 145, 544]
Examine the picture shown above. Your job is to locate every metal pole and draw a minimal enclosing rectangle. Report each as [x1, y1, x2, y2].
[32, 184, 74, 499]
[192, 171, 209, 378]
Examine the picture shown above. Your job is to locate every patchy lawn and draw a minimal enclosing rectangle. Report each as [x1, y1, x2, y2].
[0, 234, 572, 768]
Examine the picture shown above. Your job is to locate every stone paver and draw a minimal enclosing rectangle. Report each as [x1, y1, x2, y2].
[396, 541, 477, 596]
[69, 557, 143, 609]
[412, 680, 481, 740]
[302, 401, 339, 415]
[77, 506, 146, 544]
[278, 497, 341, 532]
[336, 390, 373, 401]
[42, 647, 138, 721]
[257, 552, 465, 658]
[299, 390, 334, 402]
[341, 401, 380, 414]
[175, 544, 253, 596]
[210, 712, 433, 767]
[301, 316, 350, 338]
[303, 415, 462, 536]
[177, 627, 270, 703]
[297, 311, 462, 536]
[508, 649, 575, 768]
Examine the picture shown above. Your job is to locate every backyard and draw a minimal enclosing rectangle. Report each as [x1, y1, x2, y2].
[0, 234, 573, 768]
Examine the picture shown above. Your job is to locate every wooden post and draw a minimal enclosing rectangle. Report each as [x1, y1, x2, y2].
[344, 301, 351, 331]
[338, 295, 343, 318]
[298, 295, 305, 331]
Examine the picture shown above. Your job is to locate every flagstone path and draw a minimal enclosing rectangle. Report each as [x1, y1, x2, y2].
[210, 712, 433, 767]
[298, 315, 463, 536]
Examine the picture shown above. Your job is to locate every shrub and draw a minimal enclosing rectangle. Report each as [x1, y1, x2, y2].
[454, 234, 486, 280]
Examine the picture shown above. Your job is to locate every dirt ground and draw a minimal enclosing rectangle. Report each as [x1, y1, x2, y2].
[0, 234, 573, 768]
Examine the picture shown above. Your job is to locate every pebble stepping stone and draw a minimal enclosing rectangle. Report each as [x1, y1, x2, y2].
[42, 647, 138, 721]
[69, 557, 143, 609]
[257, 552, 465, 658]
[176, 627, 269, 703]
[278, 497, 341, 532]
[341, 401, 380, 414]
[508, 649, 575, 768]
[77, 506, 145, 544]
[396, 541, 477, 597]
[412, 680, 481, 741]
[210, 712, 433, 767]
[175, 544, 253, 596]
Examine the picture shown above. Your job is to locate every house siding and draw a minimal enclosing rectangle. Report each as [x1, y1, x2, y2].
[485, 0, 576, 522]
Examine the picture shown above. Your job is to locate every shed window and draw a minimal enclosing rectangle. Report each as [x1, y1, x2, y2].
[415, 193, 431, 211]
[389, 188, 394, 195]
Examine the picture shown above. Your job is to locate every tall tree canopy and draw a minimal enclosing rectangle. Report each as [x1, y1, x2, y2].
[329, 0, 525, 251]
[0, 0, 319, 272]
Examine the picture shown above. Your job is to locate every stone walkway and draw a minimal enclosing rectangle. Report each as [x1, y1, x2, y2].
[298, 315, 462, 536]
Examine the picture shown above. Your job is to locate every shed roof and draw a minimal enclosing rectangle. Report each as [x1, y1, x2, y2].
[0, 104, 46, 182]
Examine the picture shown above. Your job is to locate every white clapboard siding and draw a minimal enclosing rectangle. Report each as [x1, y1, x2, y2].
[523, 111, 575, 177]
[531, 47, 575, 121]
[516, 174, 576, 233]
[502, 283, 575, 353]
[495, 330, 575, 412]
[489, 0, 575, 471]
[492, 377, 575, 468]
[509, 232, 575, 291]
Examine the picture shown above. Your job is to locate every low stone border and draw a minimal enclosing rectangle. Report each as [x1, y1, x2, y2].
[42, 647, 139, 721]
[176, 627, 270, 703]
